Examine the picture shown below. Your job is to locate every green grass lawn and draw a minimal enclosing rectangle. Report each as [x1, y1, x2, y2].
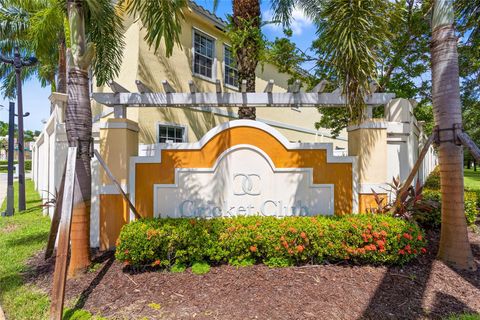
[446, 314, 480, 320]
[465, 168, 480, 191]
[0, 179, 51, 319]
[0, 180, 102, 320]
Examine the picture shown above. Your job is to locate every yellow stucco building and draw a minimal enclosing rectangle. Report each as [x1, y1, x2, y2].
[92, 1, 349, 154]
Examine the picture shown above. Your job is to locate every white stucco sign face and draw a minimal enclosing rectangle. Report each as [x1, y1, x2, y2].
[154, 146, 334, 218]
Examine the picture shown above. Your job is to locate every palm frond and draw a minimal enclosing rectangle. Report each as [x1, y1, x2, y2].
[123, 0, 187, 57]
[0, 59, 37, 98]
[314, 0, 392, 121]
[28, 3, 63, 62]
[85, 0, 125, 86]
[0, 4, 30, 39]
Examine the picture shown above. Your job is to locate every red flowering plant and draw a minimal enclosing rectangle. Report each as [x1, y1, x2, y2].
[115, 214, 427, 269]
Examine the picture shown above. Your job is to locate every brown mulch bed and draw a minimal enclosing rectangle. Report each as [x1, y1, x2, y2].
[25, 228, 480, 320]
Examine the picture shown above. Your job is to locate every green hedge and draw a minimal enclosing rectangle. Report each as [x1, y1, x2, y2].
[115, 215, 426, 268]
[418, 167, 480, 227]
[423, 166, 441, 190]
[417, 189, 479, 227]
[0, 160, 31, 171]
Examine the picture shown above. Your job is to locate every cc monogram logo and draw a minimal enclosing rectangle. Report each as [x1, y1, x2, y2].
[233, 173, 261, 196]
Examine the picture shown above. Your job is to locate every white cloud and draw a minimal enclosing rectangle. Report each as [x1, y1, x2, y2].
[263, 7, 313, 36]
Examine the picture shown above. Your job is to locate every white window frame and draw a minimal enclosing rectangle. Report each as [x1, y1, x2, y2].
[191, 28, 217, 83]
[156, 122, 188, 144]
[222, 44, 239, 91]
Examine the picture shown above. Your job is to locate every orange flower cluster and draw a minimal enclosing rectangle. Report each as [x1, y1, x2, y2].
[146, 229, 159, 240]
[151, 259, 161, 266]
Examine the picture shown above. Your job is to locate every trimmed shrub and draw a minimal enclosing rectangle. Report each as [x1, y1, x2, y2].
[423, 166, 440, 190]
[0, 160, 31, 171]
[115, 215, 426, 268]
[417, 189, 479, 227]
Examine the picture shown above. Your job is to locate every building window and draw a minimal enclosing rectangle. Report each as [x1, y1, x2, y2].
[193, 30, 214, 79]
[224, 46, 238, 88]
[158, 124, 186, 143]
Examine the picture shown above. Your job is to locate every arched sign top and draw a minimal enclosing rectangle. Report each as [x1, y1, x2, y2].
[139, 120, 356, 165]
[129, 120, 358, 218]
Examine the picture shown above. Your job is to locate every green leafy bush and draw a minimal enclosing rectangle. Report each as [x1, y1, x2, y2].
[417, 189, 479, 227]
[423, 166, 441, 190]
[0, 160, 31, 171]
[417, 167, 480, 227]
[115, 215, 426, 269]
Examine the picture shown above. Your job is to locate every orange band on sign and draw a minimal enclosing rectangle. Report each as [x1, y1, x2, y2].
[134, 125, 354, 217]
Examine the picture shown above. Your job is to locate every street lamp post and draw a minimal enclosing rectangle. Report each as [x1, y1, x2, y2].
[0, 47, 37, 211]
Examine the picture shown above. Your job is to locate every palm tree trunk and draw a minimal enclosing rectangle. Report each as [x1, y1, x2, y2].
[66, 0, 94, 277]
[57, 35, 67, 94]
[431, 0, 475, 270]
[233, 0, 260, 120]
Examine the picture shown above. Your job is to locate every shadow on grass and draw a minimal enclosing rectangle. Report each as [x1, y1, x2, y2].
[6, 231, 49, 247]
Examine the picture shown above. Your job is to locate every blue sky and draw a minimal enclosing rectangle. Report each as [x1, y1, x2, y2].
[0, 0, 316, 131]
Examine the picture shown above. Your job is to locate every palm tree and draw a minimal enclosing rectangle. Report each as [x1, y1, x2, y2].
[1, 0, 126, 275]
[431, 0, 475, 270]
[65, 0, 125, 276]
[1, 0, 126, 96]
[272, 0, 390, 122]
[231, 0, 261, 120]
[0, 0, 55, 96]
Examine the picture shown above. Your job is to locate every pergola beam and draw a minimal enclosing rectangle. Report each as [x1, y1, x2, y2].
[162, 80, 176, 93]
[107, 81, 129, 118]
[310, 80, 328, 93]
[215, 80, 222, 93]
[264, 79, 274, 93]
[108, 80, 129, 93]
[135, 80, 153, 93]
[92, 92, 396, 107]
[188, 80, 197, 93]
[241, 80, 247, 93]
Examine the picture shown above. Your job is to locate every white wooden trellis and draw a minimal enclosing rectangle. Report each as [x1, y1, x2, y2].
[93, 79, 395, 118]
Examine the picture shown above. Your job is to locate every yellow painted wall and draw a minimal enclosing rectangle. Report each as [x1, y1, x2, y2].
[93, 4, 348, 148]
[359, 193, 387, 213]
[99, 119, 139, 185]
[100, 194, 130, 251]
[348, 125, 387, 184]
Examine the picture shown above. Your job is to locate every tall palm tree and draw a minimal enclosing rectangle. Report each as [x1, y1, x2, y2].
[1, 0, 126, 275]
[272, 0, 390, 122]
[65, 0, 125, 276]
[232, 0, 261, 120]
[431, 0, 475, 270]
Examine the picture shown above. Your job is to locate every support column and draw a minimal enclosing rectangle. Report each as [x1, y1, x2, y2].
[348, 120, 388, 213]
[98, 118, 138, 250]
[48, 93, 68, 219]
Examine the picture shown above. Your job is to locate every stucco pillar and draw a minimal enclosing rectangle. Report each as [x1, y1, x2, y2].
[348, 120, 388, 213]
[98, 118, 139, 250]
[99, 118, 139, 185]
